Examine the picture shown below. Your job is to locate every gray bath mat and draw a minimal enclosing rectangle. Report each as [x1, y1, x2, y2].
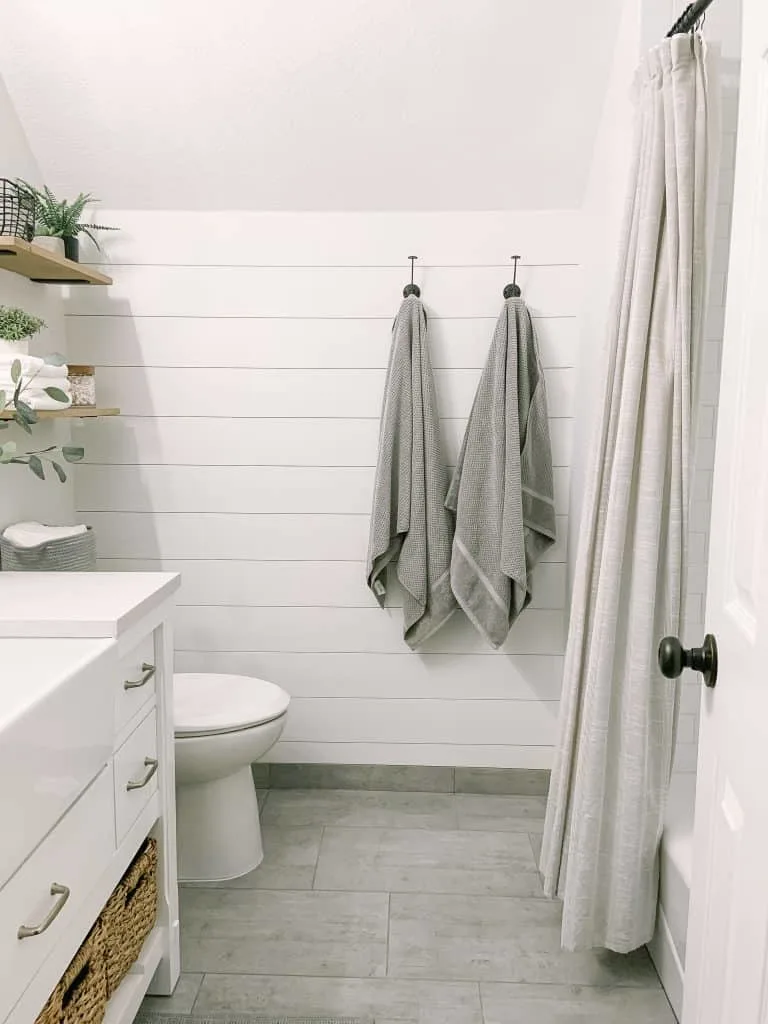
[135, 1016, 372, 1024]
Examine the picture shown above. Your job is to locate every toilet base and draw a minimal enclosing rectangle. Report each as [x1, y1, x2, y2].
[176, 765, 263, 882]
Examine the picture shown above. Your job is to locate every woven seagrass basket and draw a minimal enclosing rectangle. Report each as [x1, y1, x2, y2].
[101, 838, 158, 998]
[34, 921, 108, 1024]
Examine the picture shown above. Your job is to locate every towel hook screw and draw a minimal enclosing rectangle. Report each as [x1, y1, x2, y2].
[403, 256, 421, 298]
[504, 255, 522, 299]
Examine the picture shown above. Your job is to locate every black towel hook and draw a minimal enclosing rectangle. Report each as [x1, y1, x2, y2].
[504, 255, 521, 299]
[403, 256, 421, 298]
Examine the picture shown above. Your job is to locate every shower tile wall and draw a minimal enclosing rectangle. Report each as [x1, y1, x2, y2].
[65, 211, 579, 770]
[674, 78, 741, 776]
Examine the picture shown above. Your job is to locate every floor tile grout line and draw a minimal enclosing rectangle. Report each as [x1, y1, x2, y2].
[262, 825, 546, 833]
[262, 824, 545, 837]
[311, 825, 324, 890]
[477, 980, 488, 1024]
[183, 887, 553, 901]
[181, 969, 663, 989]
[183, 886, 551, 897]
[385, 892, 392, 977]
[190, 971, 205, 1014]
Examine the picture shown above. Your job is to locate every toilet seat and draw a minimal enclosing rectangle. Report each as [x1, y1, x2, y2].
[174, 673, 290, 737]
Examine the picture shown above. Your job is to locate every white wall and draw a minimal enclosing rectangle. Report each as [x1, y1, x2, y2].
[0, 0, 620, 211]
[0, 75, 74, 530]
[66, 210, 580, 768]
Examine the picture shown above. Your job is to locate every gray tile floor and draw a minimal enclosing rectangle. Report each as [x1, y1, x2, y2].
[142, 789, 676, 1024]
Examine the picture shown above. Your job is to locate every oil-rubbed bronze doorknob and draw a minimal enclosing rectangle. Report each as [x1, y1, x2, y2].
[658, 634, 718, 688]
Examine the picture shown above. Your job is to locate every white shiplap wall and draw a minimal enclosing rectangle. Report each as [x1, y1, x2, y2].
[67, 211, 580, 768]
[0, 73, 74, 529]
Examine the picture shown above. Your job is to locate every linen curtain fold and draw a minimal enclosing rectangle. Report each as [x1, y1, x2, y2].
[541, 34, 719, 953]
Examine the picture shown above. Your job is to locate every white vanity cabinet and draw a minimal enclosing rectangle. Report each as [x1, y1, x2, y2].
[0, 572, 180, 1024]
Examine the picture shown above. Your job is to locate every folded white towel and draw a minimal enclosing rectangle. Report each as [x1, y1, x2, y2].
[0, 379, 72, 395]
[35, 365, 69, 379]
[0, 357, 68, 377]
[3, 522, 87, 548]
[2, 389, 73, 411]
[0, 355, 46, 374]
[20, 392, 73, 410]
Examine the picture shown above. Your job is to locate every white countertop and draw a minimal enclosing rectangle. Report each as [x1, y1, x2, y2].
[0, 637, 113, 733]
[0, 572, 180, 638]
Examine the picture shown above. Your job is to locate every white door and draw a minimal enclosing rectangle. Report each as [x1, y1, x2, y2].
[683, 3, 768, 1021]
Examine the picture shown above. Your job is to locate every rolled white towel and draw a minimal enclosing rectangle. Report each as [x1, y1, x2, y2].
[18, 391, 73, 410]
[25, 377, 71, 391]
[3, 522, 87, 549]
[0, 355, 47, 374]
[2, 388, 73, 410]
[0, 374, 70, 389]
[0, 357, 67, 377]
[35, 364, 69, 379]
[0, 378, 72, 394]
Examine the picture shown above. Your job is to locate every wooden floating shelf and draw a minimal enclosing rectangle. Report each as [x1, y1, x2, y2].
[0, 236, 113, 285]
[0, 407, 120, 420]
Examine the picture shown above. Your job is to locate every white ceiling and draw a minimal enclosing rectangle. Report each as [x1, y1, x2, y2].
[0, 0, 620, 211]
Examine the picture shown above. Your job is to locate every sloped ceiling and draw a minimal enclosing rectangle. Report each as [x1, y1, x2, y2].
[0, 0, 620, 210]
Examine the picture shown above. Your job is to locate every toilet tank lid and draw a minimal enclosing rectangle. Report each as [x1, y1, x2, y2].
[173, 673, 290, 735]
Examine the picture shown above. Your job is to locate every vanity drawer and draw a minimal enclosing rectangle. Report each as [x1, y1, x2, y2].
[115, 632, 156, 733]
[0, 766, 114, 1023]
[114, 710, 159, 844]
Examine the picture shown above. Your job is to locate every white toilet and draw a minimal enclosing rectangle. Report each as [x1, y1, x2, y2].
[173, 672, 290, 882]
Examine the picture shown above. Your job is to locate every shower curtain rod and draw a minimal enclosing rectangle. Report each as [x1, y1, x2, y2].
[667, 0, 715, 36]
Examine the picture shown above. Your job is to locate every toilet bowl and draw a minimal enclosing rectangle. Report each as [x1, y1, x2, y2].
[173, 672, 290, 882]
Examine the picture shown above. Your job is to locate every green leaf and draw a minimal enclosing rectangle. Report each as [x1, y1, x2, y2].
[44, 386, 70, 403]
[79, 227, 102, 251]
[62, 446, 85, 463]
[10, 360, 21, 384]
[14, 414, 32, 435]
[0, 390, 6, 410]
[51, 461, 67, 483]
[0, 441, 17, 462]
[15, 401, 38, 425]
[27, 455, 45, 480]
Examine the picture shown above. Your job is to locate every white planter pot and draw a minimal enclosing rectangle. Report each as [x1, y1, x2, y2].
[0, 338, 29, 357]
[33, 236, 65, 258]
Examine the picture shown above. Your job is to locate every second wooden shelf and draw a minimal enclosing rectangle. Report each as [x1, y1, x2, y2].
[0, 407, 120, 420]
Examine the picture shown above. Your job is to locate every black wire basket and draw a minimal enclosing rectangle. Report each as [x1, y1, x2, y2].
[0, 179, 35, 240]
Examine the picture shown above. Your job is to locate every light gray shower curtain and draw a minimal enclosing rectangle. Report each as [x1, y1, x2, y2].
[541, 34, 720, 953]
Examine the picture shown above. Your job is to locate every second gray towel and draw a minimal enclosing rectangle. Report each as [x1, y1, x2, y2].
[446, 297, 556, 648]
[367, 294, 457, 649]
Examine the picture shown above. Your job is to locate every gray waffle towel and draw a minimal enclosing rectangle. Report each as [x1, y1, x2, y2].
[367, 294, 457, 649]
[446, 297, 556, 648]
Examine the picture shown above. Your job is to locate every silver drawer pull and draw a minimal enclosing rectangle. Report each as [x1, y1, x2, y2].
[18, 883, 70, 939]
[124, 662, 156, 691]
[126, 757, 159, 791]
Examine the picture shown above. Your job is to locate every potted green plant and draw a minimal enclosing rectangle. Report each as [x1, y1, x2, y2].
[0, 358, 84, 482]
[0, 305, 46, 357]
[19, 183, 118, 261]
